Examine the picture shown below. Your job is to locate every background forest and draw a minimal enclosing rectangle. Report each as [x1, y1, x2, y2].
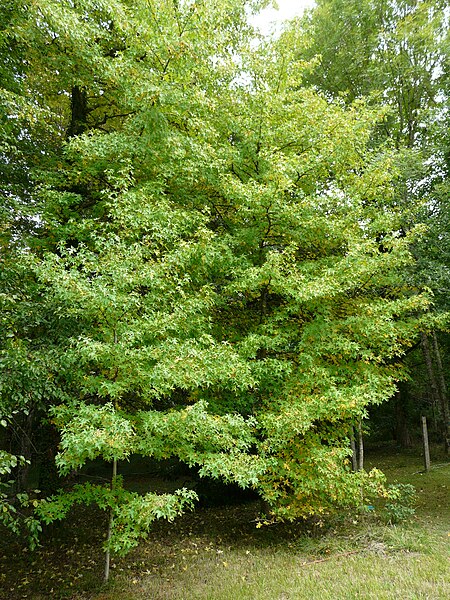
[1, 0, 449, 589]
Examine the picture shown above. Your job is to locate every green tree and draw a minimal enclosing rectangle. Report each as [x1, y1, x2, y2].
[298, 0, 448, 148]
[1, 0, 439, 579]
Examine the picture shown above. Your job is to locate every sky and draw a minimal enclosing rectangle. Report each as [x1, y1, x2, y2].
[251, 0, 316, 35]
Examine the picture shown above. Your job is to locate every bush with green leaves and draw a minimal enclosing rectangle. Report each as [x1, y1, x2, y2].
[383, 483, 416, 524]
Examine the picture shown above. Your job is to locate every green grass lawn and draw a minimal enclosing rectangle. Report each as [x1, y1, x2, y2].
[1, 445, 448, 599]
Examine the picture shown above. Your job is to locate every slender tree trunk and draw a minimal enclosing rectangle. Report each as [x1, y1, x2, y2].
[431, 332, 450, 454]
[430, 392, 438, 432]
[104, 458, 117, 583]
[421, 333, 441, 435]
[394, 385, 412, 448]
[104, 327, 120, 583]
[67, 85, 88, 138]
[357, 420, 364, 471]
[350, 429, 358, 472]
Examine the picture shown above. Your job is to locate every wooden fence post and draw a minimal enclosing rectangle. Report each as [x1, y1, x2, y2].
[421, 416, 430, 472]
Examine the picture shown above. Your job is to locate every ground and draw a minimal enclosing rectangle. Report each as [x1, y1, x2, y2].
[0, 445, 448, 599]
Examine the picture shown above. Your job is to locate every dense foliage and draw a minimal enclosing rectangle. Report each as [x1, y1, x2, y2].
[293, 0, 450, 447]
[1, 0, 448, 574]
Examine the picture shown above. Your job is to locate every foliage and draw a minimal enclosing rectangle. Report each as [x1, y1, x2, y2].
[37, 479, 197, 555]
[383, 483, 416, 524]
[298, 0, 448, 148]
[51, 400, 265, 486]
[0, 421, 42, 548]
[294, 0, 450, 448]
[37, 400, 265, 555]
[0, 0, 442, 565]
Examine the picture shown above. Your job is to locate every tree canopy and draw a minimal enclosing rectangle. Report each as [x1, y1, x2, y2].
[1, 0, 448, 575]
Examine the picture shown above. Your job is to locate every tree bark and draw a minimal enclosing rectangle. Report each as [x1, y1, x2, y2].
[421, 332, 440, 434]
[350, 429, 358, 472]
[357, 420, 364, 471]
[67, 85, 88, 138]
[104, 458, 117, 583]
[431, 332, 450, 454]
[394, 385, 412, 448]
[105, 327, 120, 582]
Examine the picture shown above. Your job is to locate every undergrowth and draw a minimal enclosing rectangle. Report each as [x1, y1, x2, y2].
[0, 445, 448, 599]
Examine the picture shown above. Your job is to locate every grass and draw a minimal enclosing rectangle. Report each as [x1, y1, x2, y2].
[1, 445, 448, 599]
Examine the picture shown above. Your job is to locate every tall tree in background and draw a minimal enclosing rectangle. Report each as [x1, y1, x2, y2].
[0, 0, 78, 498]
[299, 0, 447, 147]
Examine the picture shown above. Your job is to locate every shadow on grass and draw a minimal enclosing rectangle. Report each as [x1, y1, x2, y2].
[0, 445, 448, 599]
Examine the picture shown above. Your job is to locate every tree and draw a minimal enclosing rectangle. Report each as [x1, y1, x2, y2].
[298, 0, 448, 148]
[1, 0, 438, 578]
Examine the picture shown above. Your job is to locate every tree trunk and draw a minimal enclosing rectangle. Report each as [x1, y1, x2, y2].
[105, 326, 120, 582]
[421, 332, 441, 436]
[104, 458, 117, 583]
[350, 430, 358, 472]
[394, 385, 412, 448]
[431, 332, 450, 454]
[357, 420, 364, 471]
[67, 85, 88, 138]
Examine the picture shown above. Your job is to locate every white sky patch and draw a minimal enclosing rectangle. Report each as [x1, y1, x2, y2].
[251, 0, 316, 36]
